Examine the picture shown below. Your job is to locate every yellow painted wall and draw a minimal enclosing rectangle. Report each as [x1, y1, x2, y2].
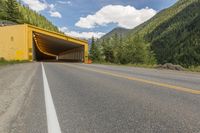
[0, 25, 28, 60]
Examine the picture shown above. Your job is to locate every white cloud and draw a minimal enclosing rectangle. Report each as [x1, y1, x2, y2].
[66, 31, 105, 39]
[21, 0, 62, 18]
[21, 0, 48, 12]
[49, 11, 62, 18]
[48, 4, 62, 18]
[59, 27, 68, 32]
[66, 1, 72, 5]
[59, 27, 105, 39]
[75, 5, 157, 29]
[49, 4, 55, 10]
[57, 0, 72, 5]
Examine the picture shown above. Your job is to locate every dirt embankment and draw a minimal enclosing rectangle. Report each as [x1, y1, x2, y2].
[156, 63, 185, 71]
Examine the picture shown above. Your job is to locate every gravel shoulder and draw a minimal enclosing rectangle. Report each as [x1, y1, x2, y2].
[0, 63, 39, 133]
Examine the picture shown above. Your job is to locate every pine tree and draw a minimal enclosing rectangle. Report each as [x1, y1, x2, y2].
[90, 36, 100, 61]
[0, 0, 6, 19]
[5, 0, 21, 22]
[102, 38, 115, 62]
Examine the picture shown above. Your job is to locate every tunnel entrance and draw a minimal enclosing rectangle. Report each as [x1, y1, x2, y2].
[33, 39, 56, 61]
[32, 32, 85, 62]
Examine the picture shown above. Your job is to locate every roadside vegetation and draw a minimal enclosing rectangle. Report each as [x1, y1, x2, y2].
[188, 66, 200, 72]
[89, 0, 200, 72]
[92, 62, 156, 69]
[0, 58, 29, 66]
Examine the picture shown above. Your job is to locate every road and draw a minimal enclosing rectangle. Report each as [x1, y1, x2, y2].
[0, 62, 200, 133]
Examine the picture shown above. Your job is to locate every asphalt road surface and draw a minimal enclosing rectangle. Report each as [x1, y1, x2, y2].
[1, 62, 200, 133]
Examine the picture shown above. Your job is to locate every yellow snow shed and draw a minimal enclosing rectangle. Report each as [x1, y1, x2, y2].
[0, 24, 88, 63]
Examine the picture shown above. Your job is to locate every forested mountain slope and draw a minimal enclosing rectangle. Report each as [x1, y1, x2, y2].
[130, 0, 198, 37]
[146, 1, 200, 66]
[93, 0, 200, 67]
[0, 0, 59, 32]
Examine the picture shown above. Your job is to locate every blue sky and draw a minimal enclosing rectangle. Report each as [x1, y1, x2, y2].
[21, 0, 177, 39]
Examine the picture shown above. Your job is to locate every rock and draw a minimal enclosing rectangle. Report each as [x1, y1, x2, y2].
[156, 63, 185, 71]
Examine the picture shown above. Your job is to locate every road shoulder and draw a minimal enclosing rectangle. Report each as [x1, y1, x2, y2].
[0, 63, 39, 133]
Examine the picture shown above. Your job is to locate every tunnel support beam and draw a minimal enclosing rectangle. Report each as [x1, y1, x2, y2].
[27, 28, 33, 61]
[84, 45, 89, 64]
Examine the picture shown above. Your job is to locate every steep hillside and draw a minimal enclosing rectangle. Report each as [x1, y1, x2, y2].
[125, 0, 200, 67]
[19, 5, 59, 32]
[93, 0, 200, 67]
[146, 1, 200, 66]
[130, 0, 198, 37]
[0, 0, 59, 32]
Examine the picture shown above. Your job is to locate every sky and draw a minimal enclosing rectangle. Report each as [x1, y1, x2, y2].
[20, 0, 177, 39]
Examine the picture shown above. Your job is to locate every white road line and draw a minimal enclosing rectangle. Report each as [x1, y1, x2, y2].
[42, 63, 62, 133]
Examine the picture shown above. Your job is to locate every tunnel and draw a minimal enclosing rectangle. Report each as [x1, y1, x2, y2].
[32, 32, 84, 62]
[0, 24, 88, 63]
[28, 25, 88, 63]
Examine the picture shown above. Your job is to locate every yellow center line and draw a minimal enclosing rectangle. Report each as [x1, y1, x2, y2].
[64, 64, 200, 95]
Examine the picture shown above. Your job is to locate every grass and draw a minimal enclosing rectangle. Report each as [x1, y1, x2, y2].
[0, 60, 29, 66]
[92, 62, 200, 73]
[92, 62, 156, 69]
[188, 66, 200, 72]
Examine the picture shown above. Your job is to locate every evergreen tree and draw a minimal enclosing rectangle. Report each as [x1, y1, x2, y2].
[5, 0, 21, 22]
[90, 37, 100, 61]
[0, 0, 6, 19]
[0, 0, 59, 32]
[113, 33, 121, 63]
[102, 38, 115, 62]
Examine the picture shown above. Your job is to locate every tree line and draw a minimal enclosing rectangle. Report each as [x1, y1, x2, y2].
[0, 0, 59, 32]
[89, 33, 156, 65]
[89, 0, 200, 68]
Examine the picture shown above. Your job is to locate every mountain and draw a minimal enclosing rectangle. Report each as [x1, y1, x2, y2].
[0, 0, 59, 32]
[101, 27, 130, 40]
[128, 0, 198, 37]
[145, 0, 200, 66]
[95, 0, 200, 67]
[127, 0, 200, 67]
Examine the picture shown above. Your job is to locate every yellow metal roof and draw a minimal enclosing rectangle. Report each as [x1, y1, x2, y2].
[27, 24, 88, 46]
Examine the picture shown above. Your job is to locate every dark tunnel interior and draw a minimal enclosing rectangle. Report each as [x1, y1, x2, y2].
[32, 32, 85, 62]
